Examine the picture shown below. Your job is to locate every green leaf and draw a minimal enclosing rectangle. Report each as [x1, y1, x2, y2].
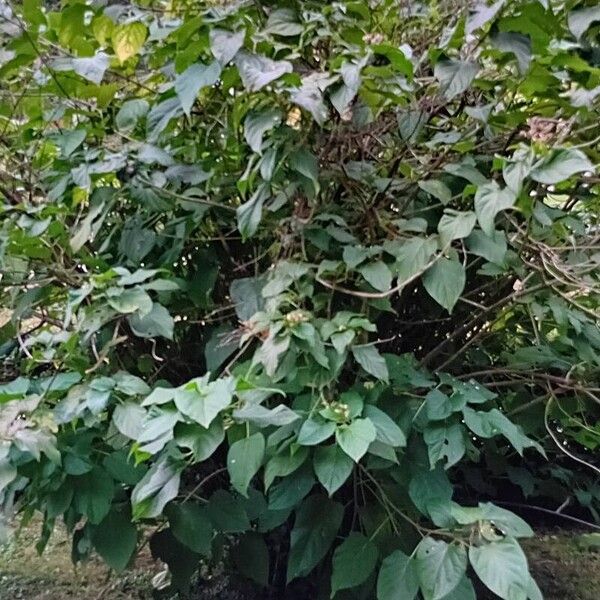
[491, 32, 531, 74]
[343, 245, 376, 269]
[52, 52, 109, 86]
[291, 75, 329, 125]
[462, 407, 544, 456]
[237, 185, 268, 239]
[114, 371, 150, 395]
[352, 345, 389, 382]
[568, 5, 600, 39]
[165, 502, 213, 556]
[210, 28, 245, 65]
[119, 219, 156, 261]
[91, 507, 137, 573]
[131, 456, 182, 520]
[57, 4, 85, 47]
[438, 210, 477, 247]
[450, 502, 533, 538]
[174, 377, 235, 428]
[363, 405, 406, 447]
[0, 460, 16, 495]
[474, 181, 516, 235]
[141, 388, 177, 416]
[425, 388, 455, 420]
[233, 403, 299, 427]
[424, 423, 466, 469]
[175, 419, 225, 461]
[103, 451, 146, 486]
[434, 60, 479, 99]
[92, 14, 114, 45]
[23, 0, 45, 27]
[389, 236, 438, 283]
[444, 159, 487, 185]
[530, 149, 594, 185]
[286, 494, 344, 582]
[45, 482, 73, 518]
[422, 258, 465, 314]
[254, 331, 291, 377]
[150, 529, 200, 593]
[313, 444, 354, 495]
[0, 378, 30, 401]
[235, 51, 293, 91]
[264, 445, 309, 489]
[136, 406, 179, 453]
[469, 538, 530, 600]
[298, 417, 336, 445]
[503, 147, 535, 193]
[112, 23, 147, 63]
[466, 0, 504, 34]
[244, 109, 281, 154]
[265, 8, 303, 36]
[289, 149, 320, 193]
[230, 277, 264, 320]
[71, 52, 110, 84]
[418, 180, 453, 204]
[146, 97, 183, 141]
[227, 433, 265, 497]
[331, 329, 356, 354]
[416, 538, 467, 600]
[368, 440, 398, 462]
[112, 401, 146, 439]
[107, 287, 152, 315]
[331, 532, 379, 595]
[377, 550, 419, 600]
[72, 468, 115, 525]
[372, 44, 413, 77]
[359, 261, 393, 291]
[409, 466, 453, 525]
[232, 532, 270, 586]
[262, 261, 310, 296]
[128, 303, 174, 339]
[268, 463, 314, 510]
[330, 60, 363, 115]
[466, 230, 507, 264]
[336, 418, 377, 462]
[438, 576, 476, 600]
[207, 490, 250, 533]
[175, 61, 221, 116]
[53, 129, 86, 158]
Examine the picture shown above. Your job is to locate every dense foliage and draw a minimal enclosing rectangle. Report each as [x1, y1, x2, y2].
[1, 0, 600, 597]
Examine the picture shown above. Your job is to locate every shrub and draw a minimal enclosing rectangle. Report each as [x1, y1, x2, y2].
[1, 0, 599, 598]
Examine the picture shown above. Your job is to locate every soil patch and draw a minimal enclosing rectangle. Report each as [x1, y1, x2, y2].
[2, 521, 600, 599]
[0, 519, 154, 600]
[521, 531, 600, 600]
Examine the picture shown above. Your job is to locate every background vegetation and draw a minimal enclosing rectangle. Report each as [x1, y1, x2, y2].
[1, 0, 600, 598]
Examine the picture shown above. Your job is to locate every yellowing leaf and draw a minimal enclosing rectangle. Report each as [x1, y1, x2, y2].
[112, 22, 147, 63]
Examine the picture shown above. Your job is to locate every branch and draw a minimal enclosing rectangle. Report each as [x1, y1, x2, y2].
[419, 278, 543, 368]
[496, 501, 600, 532]
[316, 250, 444, 299]
[545, 392, 600, 478]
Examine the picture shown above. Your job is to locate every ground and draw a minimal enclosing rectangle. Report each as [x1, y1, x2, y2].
[522, 533, 600, 600]
[0, 519, 155, 600]
[1, 520, 600, 599]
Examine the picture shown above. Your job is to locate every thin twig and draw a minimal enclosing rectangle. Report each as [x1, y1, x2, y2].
[316, 250, 445, 299]
[496, 501, 600, 532]
[545, 392, 600, 477]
